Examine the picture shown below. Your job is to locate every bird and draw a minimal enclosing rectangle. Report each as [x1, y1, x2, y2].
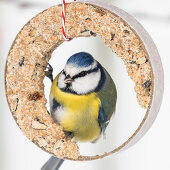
[43, 52, 117, 170]
[47, 52, 117, 142]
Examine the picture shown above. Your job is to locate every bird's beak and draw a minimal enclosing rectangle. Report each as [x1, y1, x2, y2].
[64, 78, 73, 84]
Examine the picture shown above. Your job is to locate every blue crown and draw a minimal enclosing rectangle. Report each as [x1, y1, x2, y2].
[67, 52, 94, 67]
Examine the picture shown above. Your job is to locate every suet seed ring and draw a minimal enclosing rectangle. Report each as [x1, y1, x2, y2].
[5, 0, 164, 161]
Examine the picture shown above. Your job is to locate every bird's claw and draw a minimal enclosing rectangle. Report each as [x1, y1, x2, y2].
[45, 63, 53, 82]
[64, 131, 74, 139]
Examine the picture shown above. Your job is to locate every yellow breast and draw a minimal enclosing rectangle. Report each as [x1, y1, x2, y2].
[50, 75, 101, 142]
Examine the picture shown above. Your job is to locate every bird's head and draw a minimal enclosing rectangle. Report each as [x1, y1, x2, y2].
[58, 52, 105, 95]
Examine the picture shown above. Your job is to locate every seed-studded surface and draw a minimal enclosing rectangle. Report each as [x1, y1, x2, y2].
[5, 3, 153, 160]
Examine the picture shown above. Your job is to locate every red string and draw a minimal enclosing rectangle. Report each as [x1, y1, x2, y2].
[62, 0, 76, 41]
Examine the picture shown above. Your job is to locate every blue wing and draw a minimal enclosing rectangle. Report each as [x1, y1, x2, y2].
[98, 107, 109, 134]
[98, 68, 117, 135]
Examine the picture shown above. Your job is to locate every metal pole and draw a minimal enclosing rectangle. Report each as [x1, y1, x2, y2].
[41, 157, 64, 170]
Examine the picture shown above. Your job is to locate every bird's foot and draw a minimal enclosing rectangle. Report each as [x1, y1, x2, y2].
[64, 131, 77, 143]
[64, 131, 74, 139]
[45, 63, 53, 82]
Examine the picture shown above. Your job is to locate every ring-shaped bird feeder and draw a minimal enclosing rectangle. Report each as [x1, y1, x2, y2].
[5, 0, 164, 161]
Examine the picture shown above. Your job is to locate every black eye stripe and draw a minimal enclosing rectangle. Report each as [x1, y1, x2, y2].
[72, 72, 85, 79]
[72, 67, 99, 79]
[78, 71, 87, 77]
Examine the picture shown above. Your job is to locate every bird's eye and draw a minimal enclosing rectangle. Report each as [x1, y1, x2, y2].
[78, 71, 87, 77]
[72, 71, 88, 80]
[63, 70, 66, 75]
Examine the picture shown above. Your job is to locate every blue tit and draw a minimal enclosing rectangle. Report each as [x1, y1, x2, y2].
[49, 52, 117, 143]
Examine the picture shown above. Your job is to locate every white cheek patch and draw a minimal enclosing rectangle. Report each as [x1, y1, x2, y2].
[58, 73, 66, 89]
[72, 70, 101, 94]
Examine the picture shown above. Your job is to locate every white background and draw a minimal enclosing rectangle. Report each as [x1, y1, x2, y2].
[0, 0, 169, 170]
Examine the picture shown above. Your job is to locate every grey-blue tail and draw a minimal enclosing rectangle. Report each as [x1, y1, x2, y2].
[41, 156, 64, 170]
